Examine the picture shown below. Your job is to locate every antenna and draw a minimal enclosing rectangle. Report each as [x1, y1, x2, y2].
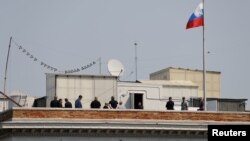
[98, 57, 102, 74]
[4, 37, 12, 94]
[134, 42, 138, 81]
[107, 59, 124, 77]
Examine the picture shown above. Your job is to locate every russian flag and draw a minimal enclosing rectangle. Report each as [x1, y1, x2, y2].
[186, 2, 204, 29]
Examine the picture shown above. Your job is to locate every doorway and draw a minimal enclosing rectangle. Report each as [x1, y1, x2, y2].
[130, 93, 143, 109]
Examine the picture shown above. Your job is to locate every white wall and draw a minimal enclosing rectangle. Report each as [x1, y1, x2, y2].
[162, 86, 198, 100]
[118, 82, 198, 111]
[46, 74, 56, 107]
[118, 83, 162, 110]
[47, 75, 117, 108]
[46, 74, 198, 110]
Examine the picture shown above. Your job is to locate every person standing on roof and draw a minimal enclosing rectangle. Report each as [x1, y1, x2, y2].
[50, 96, 59, 108]
[109, 96, 118, 109]
[181, 97, 188, 110]
[166, 97, 174, 110]
[90, 97, 101, 109]
[197, 98, 204, 111]
[75, 95, 83, 108]
[65, 98, 72, 108]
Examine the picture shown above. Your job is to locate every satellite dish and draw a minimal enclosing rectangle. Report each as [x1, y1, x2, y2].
[107, 59, 124, 77]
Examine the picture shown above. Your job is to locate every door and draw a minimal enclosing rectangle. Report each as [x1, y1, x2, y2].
[130, 92, 143, 109]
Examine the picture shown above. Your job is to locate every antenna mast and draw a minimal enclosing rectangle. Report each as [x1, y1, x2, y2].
[134, 42, 138, 81]
[3, 37, 12, 94]
[99, 57, 102, 74]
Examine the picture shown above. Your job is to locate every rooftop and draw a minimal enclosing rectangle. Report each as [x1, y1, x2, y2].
[46, 73, 118, 79]
[139, 80, 198, 87]
[150, 67, 221, 76]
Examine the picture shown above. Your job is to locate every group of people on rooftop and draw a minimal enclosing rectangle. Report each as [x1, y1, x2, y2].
[50, 97, 72, 108]
[90, 96, 124, 109]
[51, 95, 204, 111]
[166, 96, 204, 111]
[50, 95, 125, 109]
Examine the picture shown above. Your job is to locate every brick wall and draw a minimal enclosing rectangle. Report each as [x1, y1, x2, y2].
[1, 108, 250, 122]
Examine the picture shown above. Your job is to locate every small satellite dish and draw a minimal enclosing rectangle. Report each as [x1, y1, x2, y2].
[107, 59, 124, 77]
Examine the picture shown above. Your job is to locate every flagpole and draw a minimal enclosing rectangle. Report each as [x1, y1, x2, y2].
[202, 0, 207, 111]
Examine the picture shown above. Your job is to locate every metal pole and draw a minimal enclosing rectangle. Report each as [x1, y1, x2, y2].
[0, 91, 22, 107]
[3, 37, 12, 94]
[99, 57, 102, 74]
[202, 0, 207, 111]
[134, 42, 138, 81]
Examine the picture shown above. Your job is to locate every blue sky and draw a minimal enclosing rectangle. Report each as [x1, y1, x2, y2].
[1, 0, 250, 109]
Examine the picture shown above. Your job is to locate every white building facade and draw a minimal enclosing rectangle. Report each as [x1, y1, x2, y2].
[118, 80, 198, 111]
[46, 74, 118, 108]
[46, 74, 199, 111]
